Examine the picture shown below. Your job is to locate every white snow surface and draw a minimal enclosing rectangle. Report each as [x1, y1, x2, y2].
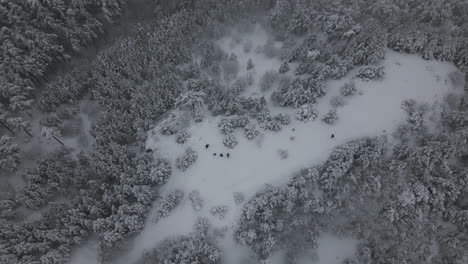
[71, 25, 463, 264]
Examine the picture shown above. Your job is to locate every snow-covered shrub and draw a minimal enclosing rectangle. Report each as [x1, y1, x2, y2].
[441, 111, 465, 131]
[223, 134, 239, 149]
[160, 113, 182, 135]
[176, 148, 198, 171]
[156, 190, 184, 220]
[330, 96, 345, 108]
[259, 70, 279, 91]
[193, 217, 210, 238]
[340, 81, 357, 96]
[189, 190, 204, 211]
[259, 113, 291, 132]
[244, 123, 260, 140]
[322, 110, 338, 125]
[210, 205, 229, 219]
[296, 104, 318, 122]
[279, 61, 290, 74]
[246, 58, 254, 70]
[176, 131, 191, 144]
[143, 233, 221, 264]
[181, 63, 201, 80]
[218, 116, 250, 135]
[40, 115, 62, 134]
[272, 77, 325, 108]
[233, 192, 246, 205]
[149, 158, 172, 185]
[356, 66, 385, 81]
[401, 99, 426, 131]
[0, 136, 20, 172]
[278, 149, 289, 160]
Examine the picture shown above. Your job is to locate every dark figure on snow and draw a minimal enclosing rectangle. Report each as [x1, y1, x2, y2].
[220, 153, 224, 157]
[227, 153, 230, 158]
[205, 144, 210, 149]
[331, 134, 335, 139]
[145, 149, 153, 153]
[213, 153, 217, 156]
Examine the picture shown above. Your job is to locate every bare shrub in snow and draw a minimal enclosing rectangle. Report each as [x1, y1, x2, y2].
[223, 53, 240, 81]
[279, 61, 290, 74]
[233, 192, 246, 205]
[322, 110, 338, 125]
[189, 190, 204, 211]
[243, 39, 253, 53]
[244, 123, 260, 140]
[296, 104, 318, 122]
[213, 226, 229, 238]
[330, 96, 346, 108]
[356, 66, 385, 81]
[176, 148, 198, 171]
[210, 205, 229, 219]
[176, 131, 191, 144]
[259, 70, 279, 91]
[247, 58, 254, 70]
[223, 134, 239, 149]
[263, 40, 280, 58]
[156, 190, 184, 220]
[340, 81, 357, 96]
[278, 149, 289, 160]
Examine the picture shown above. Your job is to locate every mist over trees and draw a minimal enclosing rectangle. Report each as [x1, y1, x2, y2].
[1, 0, 468, 263]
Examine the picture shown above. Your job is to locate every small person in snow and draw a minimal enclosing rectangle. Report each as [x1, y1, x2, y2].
[220, 153, 224, 157]
[227, 153, 230, 158]
[205, 144, 210, 149]
[213, 153, 217, 156]
[145, 149, 153, 153]
[331, 134, 335, 139]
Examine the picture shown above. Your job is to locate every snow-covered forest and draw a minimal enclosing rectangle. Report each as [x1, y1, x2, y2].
[1, 0, 468, 264]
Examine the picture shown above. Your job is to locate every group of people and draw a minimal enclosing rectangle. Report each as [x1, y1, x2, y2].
[205, 144, 230, 158]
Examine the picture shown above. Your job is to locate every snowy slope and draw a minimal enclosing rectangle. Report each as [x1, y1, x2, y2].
[71, 26, 463, 264]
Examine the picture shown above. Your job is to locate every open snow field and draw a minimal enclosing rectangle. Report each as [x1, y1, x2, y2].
[71, 25, 463, 264]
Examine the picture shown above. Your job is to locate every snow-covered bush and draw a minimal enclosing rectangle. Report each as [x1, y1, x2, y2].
[356, 66, 385, 81]
[322, 110, 338, 125]
[176, 131, 191, 144]
[259, 113, 291, 132]
[156, 190, 184, 220]
[149, 158, 172, 185]
[189, 190, 204, 211]
[244, 123, 260, 140]
[160, 113, 183, 135]
[272, 77, 325, 108]
[340, 81, 357, 96]
[259, 70, 279, 91]
[279, 61, 290, 74]
[176, 148, 198, 171]
[401, 99, 425, 131]
[0, 136, 20, 172]
[218, 116, 250, 135]
[233, 192, 246, 205]
[143, 233, 221, 264]
[223, 134, 239, 149]
[330, 96, 346, 108]
[193, 217, 210, 238]
[278, 149, 289, 160]
[296, 104, 318, 122]
[210, 205, 229, 219]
